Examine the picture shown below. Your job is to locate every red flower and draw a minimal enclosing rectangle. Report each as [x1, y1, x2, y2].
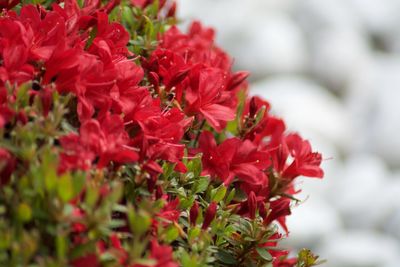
[282, 133, 324, 179]
[71, 207, 86, 233]
[237, 192, 266, 219]
[198, 131, 237, 181]
[88, 12, 130, 61]
[60, 114, 138, 172]
[0, 0, 19, 9]
[149, 240, 179, 267]
[273, 258, 297, 267]
[109, 234, 129, 265]
[264, 198, 291, 233]
[242, 96, 285, 149]
[198, 131, 270, 187]
[161, 22, 231, 71]
[143, 48, 190, 101]
[0, 106, 14, 128]
[259, 233, 292, 264]
[156, 198, 180, 227]
[71, 253, 100, 267]
[132, 105, 192, 172]
[185, 67, 236, 132]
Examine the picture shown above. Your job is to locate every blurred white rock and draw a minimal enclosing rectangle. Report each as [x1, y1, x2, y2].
[239, 14, 307, 77]
[284, 196, 342, 248]
[346, 55, 400, 167]
[179, 1, 400, 264]
[347, 0, 400, 36]
[309, 30, 372, 91]
[382, 172, 400, 240]
[179, 1, 307, 78]
[294, 0, 362, 33]
[250, 77, 352, 150]
[319, 230, 400, 267]
[178, 0, 251, 36]
[334, 154, 389, 228]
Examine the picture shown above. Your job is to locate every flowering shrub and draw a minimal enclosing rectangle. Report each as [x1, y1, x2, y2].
[0, 1, 325, 266]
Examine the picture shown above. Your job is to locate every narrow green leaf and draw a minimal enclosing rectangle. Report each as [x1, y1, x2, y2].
[256, 247, 273, 261]
[211, 184, 227, 203]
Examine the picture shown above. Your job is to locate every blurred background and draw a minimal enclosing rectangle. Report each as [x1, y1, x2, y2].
[178, 1, 400, 266]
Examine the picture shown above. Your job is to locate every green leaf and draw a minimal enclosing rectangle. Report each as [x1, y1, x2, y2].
[211, 184, 227, 203]
[216, 249, 237, 265]
[129, 208, 151, 235]
[162, 162, 175, 179]
[17, 203, 32, 222]
[256, 247, 273, 261]
[187, 156, 202, 178]
[56, 234, 67, 260]
[108, 219, 127, 229]
[192, 176, 209, 194]
[164, 225, 179, 243]
[225, 188, 236, 205]
[179, 195, 194, 210]
[57, 173, 74, 203]
[72, 172, 86, 197]
[16, 83, 30, 107]
[297, 249, 325, 267]
[44, 167, 57, 192]
[188, 227, 201, 242]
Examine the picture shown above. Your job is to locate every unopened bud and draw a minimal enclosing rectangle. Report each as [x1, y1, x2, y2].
[189, 201, 199, 226]
[202, 201, 217, 229]
[248, 191, 257, 219]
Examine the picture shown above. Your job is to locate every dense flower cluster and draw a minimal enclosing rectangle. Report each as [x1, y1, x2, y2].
[0, 1, 324, 266]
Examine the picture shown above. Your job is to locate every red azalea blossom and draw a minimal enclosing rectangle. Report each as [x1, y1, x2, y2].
[60, 114, 138, 172]
[185, 67, 236, 131]
[264, 198, 292, 233]
[0, 1, 324, 266]
[156, 197, 180, 226]
[198, 131, 270, 187]
[149, 240, 179, 267]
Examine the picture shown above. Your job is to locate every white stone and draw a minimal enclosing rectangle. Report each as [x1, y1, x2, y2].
[250, 76, 352, 150]
[346, 55, 400, 166]
[382, 172, 400, 240]
[319, 231, 400, 267]
[346, 0, 400, 36]
[284, 196, 342, 248]
[309, 30, 372, 90]
[294, 0, 362, 33]
[238, 14, 307, 77]
[179, 1, 307, 77]
[333, 153, 389, 228]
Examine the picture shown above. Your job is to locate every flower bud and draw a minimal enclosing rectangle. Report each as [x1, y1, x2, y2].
[155, 186, 163, 200]
[40, 87, 52, 117]
[0, 149, 16, 186]
[258, 201, 267, 219]
[248, 191, 257, 219]
[167, 2, 177, 17]
[148, 72, 160, 93]
[189, 201, 199, 226]
[202, 201, 217, 229]
[227, 71, 249, 91]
